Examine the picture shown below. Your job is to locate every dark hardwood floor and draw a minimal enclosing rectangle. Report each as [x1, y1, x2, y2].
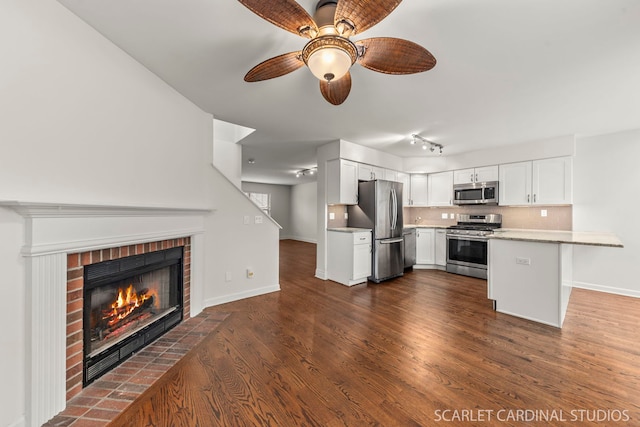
[108, 240, 640, 426]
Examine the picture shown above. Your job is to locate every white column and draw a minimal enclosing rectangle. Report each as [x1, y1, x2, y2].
[26, 253, 67, 427]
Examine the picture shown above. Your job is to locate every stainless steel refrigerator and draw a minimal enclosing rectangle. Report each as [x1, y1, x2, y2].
[347, 180, 404, 283]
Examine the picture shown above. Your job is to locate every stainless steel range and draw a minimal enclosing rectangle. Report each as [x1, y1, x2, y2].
[446, 214, 502, 279]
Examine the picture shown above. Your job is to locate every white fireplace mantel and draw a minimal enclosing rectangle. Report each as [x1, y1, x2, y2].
[0, 201, 212, 256]
[1, 200, 211, 427]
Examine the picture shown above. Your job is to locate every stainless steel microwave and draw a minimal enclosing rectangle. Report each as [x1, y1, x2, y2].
[453, 181, 499, 205]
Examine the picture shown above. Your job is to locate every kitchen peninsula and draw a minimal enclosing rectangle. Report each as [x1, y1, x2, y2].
[488, 230, 623, 327]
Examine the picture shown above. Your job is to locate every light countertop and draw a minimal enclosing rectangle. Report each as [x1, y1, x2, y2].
[490, 229, 623, 248]
[403, 224, 451, 229]
[327, 227, 372, 233]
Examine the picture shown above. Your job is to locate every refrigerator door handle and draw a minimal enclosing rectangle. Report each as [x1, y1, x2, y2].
[380, 238, 404, 244]
[391, 187, 398, 230]
[389, 187, 394, 230]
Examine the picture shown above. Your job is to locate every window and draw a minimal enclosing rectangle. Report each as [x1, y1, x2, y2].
[245, 192, 271, 216]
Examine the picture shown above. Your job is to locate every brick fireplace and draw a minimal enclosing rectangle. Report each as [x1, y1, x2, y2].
[66, 237, 191, 400]
[1, 201, 208, 427]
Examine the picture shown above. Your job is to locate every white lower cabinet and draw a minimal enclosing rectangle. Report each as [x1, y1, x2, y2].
[414, 227, 447, 269]
[435, 229, 447, 266]
[327, 230, 372, 286]
[415, 228, 435, 265]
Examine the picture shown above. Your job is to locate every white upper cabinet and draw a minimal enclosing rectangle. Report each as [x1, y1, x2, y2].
[428, 171, 453, 206]
[327, 159, 358, 205]
[409, 174, 429, 206]
[475, 166, 499, 183]
[384, 169, 398, 182]
[453, 165, 499, 185]
[396, 172, 411, 206]
[532, 157, 573, 205]
[358, 163, 384, 181]
[499, 157, 572, 206]
[499, 161, 532, 205]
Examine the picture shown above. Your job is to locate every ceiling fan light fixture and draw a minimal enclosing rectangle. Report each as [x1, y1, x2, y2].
[302, 35, 357, 83]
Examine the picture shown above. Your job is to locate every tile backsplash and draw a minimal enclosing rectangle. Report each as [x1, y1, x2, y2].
[404, 205, 572, 230]
[327, 205, 348, 228]
[329, 204, 572, 231]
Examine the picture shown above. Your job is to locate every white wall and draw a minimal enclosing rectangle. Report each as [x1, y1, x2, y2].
[213, 136, 242, 188]
[242, 182, 291, 239]
[0, 1, 210, 208]
[572, 129, 640, 297]
[339, 139, 404, 170]
[213, 119, 255, 189]
[206, 171, 280, 306]
[0, 2, 279, 426]
[291, 182, 318, 243]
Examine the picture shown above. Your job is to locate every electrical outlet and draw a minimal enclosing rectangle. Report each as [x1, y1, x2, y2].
[329, 212, 335, 220]
[255, 215, 263, 224]
[516, 257, 531, 265]
[441, 213, 448, 219]
[450, 213, 455, 219]
[243, 215, 250, 225]
[541, 209, 548, 217]
[246, 268, 254, 279]
[344, 212, 348, 219]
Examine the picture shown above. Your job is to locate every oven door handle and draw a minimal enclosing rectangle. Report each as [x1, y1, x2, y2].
[446, 234, 490, 242]
[380, 238, 404, 244]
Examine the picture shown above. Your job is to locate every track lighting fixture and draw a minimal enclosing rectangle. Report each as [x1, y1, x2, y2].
[295, 167, 317, 178]
[411, 134, 443, 155]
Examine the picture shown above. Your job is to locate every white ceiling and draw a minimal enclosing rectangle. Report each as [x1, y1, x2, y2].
[57, 0, 640, 185]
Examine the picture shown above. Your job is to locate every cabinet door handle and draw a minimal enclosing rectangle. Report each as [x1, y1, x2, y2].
[470, 173, 474, 182]
[533, 194, 536, 203]
[527, 194, 530, 203]
[475, 173, 478, 182]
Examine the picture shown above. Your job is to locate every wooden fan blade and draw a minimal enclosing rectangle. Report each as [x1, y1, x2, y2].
[356, 37, 436, 74]
[244, 52, 304, 82]
[319, 72, 352, 105]
[335, 0, 402, 35]
[238, 0, 318, 38]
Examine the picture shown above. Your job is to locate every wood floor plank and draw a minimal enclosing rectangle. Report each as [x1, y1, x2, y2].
[109, 240, 640, 426]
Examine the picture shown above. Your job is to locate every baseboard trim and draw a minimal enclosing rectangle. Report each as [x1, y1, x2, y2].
[572, 281, 640, 299]
[287, 236, 318, 244]
[203, 284, 281, 307]
[315, 269, 327, 280]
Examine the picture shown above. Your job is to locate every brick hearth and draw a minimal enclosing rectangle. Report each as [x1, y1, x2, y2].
[43, 308, 230, 426]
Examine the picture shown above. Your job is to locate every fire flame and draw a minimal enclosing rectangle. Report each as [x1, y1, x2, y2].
[105, 284, 155, 326]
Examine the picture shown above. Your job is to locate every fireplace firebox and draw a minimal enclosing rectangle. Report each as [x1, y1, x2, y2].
[83, 247, 184, 385]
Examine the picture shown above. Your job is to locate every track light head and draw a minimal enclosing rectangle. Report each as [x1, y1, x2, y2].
[411, 133, 443, 155]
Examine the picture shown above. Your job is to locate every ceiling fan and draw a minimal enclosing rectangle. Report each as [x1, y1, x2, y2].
[238, 0, 436, 105]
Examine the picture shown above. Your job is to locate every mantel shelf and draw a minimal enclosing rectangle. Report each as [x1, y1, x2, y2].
[0, 200, 214, 218]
